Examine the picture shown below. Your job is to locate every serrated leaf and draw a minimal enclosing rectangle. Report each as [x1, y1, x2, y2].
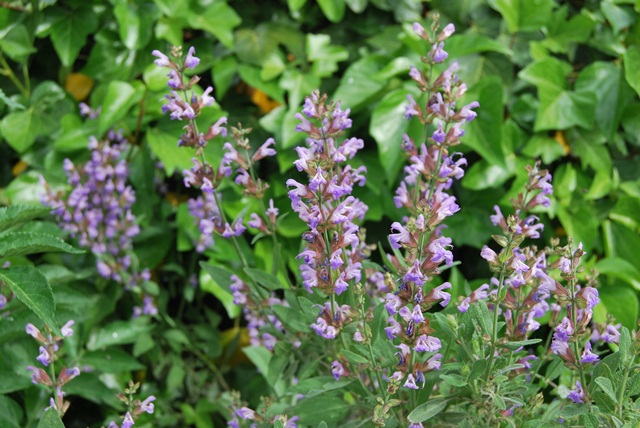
[0, 267, 58, 336]
[408, 398, 447, 423]
[595, 376, 617, 403]
[37, 408, 64, 428]
[97, 81, 140, 136]
[0, 205, 51, 232]
[0, 232, 84, 258]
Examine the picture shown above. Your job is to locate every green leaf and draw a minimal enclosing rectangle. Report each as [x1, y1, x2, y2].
[113, 0, 158, 50]
[146, 126, 196, 175]
[50, 7, 98, 67]
[598, 282, 638, 330]
[601, 0, 636, 34]
[595, 257, 640, 291]
[53, 114, 98, 152]
[408, 398, 447, 423]
[619, 327, 633, 365]
[187, 3, 241, 48]
[488, 0, 554, 33]
[81, 348, 145, 372]
[296, 396, 350, 426]
[87, 319, 153, 350]
[541, 7, 596, 53]
[446, 33, 512, 57]
[461, 77, 506, 167]
[469, 300, 493, 336]
[37, 408, 65, 428]
[332, 57, 386, 111]
[575, 61, 633, 139]
[499, 338, 542, 350]
[440, 373, 467, 387]
[306, 34, 349, 78]
[519, 57, 571, 93]
[97, 81, 141, 136]
[558, 403, 591, 418]
[624, 45, 640, 97]
[274, 420, 285, 428]
[0, 205, 50, 233]
[0, 232, 83, 258]
[0, 267, 58, 336]
[0, 24, 36, 63]
[272, 304, 311, 333]
[0, 108, 44, 153]
[609, 196, 640, 232]
[535, 91, 596, 131]
[0, 396, 23, 428]
[244, 267, 283, 290]
[370, 88, 411, 183]
[595, 376, 617, 404]
[341, 349, 369, 364]
[199, 262, 240, 319]
[317, 0, 346, 22]
[556, 204, 599, 251]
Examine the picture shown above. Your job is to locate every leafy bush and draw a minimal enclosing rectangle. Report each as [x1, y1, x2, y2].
[1, 0, 639, 427]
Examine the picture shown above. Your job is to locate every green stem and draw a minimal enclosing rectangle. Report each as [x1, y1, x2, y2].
[0, 52, 29, 98]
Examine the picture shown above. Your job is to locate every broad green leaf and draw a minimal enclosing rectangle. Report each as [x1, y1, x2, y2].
[370, 88, 411, 183]
[446, 33, 512, 57]
[542, 6, 596, 53]
[598, 282, 638, 330]
[0, 232, 83, 258]
[596, 257, 640, 291]
[37, 408, 64, 428]
[287, 0, 307, 12]
[146, 127, 195, 175]
[332, 57, 386, 111]
[0, 267, 59, 336]
[87, 319, 153, 351]
[519, 57, 570, 93]
[272, 305, 311, 332]
[113, 0, 158, 50]
[296, 396, 351, 426]
[187, 3, 241, 48]
[317, 0, 346, 22]
[463, 160, 512, 190]
[0, 396, 22, 428]
[244, 267, 283, 290]
[556, 204, 599, 251]
[619, 327, 633, 365]
[0, 109, 44, 153]
[50, 7, 98, 67]
[461, 76, 506, 167]
[346, 0, 367, 13]
[0, 205, 50, 233]
[212, 55, 238, 99]
[488, 0, 554, 33]
[341, 349, 369, 364]
[610, 195, 640, 231]
[575, 61, 633, 139]
[440, 373, 467, 387]
[521, 134, 567, 164]
[306, 34, 349, 78]
[570, 129, 612, 174]
[0, 24, 36, 63]
[81, 348, 145, 372]
[601, 0, 636, 34]
[408, 398, 447, 423]
[235, 27, 279, 66]
[97, 81, 141, 136]
[199, 262, 240, 319]
[624, 45, 640, 97]
[239, 64, 285, 103]
[535, 90, 596, 131]
[53, 114, 98, 152]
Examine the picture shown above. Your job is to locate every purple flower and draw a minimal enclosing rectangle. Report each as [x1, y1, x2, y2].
[567, 381, 585, 404]
[430, 42, 448, 63]
[580, 341, 599, 364]
[331, 361, 345, 380]
[413, 22, 427, 40]
[184, 46, 200, 69]
[577, 286, 599, 310]
[415, 334, 442, 352]
[60, 320, 75, 337]
[600, 324, 621, 344]
[236, 407, 257, 420]
[385, 317, 402, 340]
[152, 50, 171, 67]
[404, 373, 419, 389]
[555, 317, 574, 341]
[389, 222, 411, 249]
[122, 412, 134, 428]
[385, 293, 402, 315]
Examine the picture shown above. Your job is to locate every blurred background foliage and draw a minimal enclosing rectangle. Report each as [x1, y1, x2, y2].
[1, 0, 640, 426]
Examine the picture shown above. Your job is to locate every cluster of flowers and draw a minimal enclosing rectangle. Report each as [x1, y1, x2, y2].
[286, 91, 368, 338]
[25, 321, 79, 416]
[153, 47, 278, 254]
[42, 130, 150, 288]
[227, 392, 299, 428]
[229, 274, 298, 350]
[381, 19, 478, 393]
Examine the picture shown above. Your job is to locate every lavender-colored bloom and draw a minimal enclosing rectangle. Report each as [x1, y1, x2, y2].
[389, 222, 411, 249]
[151, 50, 171, 67]
[567, 381, 585, 403]
[236, 407, 257, 420]
[429, 236, 453, 266]
[252, 137, 277, 161]
[385, 293, 402, 315]
[60, 320, 75, 338]
[431, 282, 452, 307]
[430, 42, 448, 63]
[26, 323, 42, 341]
[121, 412, 134, 428]
[577, 286, 599, 310]
[36, 346, 52, 366]
[600, 324, 621, 344]
[555, 317, 574, 341]
[415, 334, 442, 352]
[413, 22, 427, 39]
[580, 341, 599, 364]
[183, 46, 200, 69]
[481, 246, 498, 264]
[404, 373, 419, 389]
[404, 260, 425, 285]
[385, 317, 402, 340]
[27, 366, 53, 385]
[331, 361, 345, 380]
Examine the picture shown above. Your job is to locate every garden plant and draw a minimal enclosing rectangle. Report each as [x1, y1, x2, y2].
[1, 0, 640, 427]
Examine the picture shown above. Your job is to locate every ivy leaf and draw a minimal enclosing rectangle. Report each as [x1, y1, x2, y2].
[97, 81, 142, 136]
[624, 45, 640, 97]
[186, 2, 241, 48]
[0, 109, 44, 153]
[0, 24, 36, 63]
[488, 0, 554, 33]
[306, 34, 348, 78]
[0, 267, 59, 336]
[50, 7, 98, 67]
[317, 0, 346, 23]
[332, 57, 386, 111]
